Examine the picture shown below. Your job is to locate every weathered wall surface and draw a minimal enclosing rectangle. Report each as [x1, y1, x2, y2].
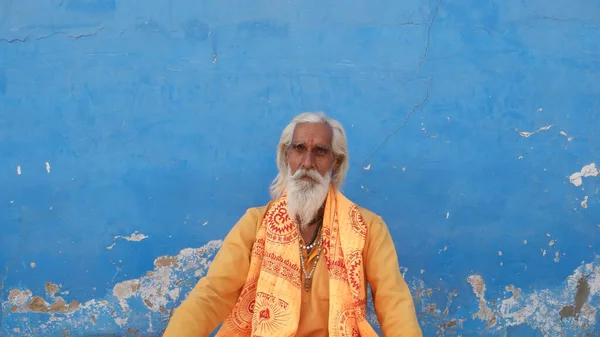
[1, 0, 600, 336]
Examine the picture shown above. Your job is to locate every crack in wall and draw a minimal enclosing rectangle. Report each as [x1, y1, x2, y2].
[0, 37, 28, 43]
[419, 0, 443, 67]
[362, 77, 432, 166]
[36, 26, 104, 41]
[0, 26, 104, 44]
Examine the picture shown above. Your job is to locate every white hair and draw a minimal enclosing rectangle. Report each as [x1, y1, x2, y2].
[269, 112, 349, 199]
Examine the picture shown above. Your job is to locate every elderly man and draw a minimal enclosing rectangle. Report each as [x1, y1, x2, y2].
[164, 112, 422, 336]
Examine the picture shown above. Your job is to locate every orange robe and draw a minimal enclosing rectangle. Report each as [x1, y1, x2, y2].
[164, 188, 422, 336]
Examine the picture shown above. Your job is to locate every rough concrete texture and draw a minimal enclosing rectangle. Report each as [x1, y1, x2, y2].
[1, 0, 600, 336]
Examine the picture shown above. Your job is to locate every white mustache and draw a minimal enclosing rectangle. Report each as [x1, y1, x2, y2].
[291, 168, 322, 181]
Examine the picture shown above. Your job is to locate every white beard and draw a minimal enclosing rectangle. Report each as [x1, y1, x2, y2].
[286, 166, 331, 229]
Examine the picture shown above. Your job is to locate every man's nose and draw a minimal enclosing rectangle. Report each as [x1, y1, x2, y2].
[301, 152, 315, 169]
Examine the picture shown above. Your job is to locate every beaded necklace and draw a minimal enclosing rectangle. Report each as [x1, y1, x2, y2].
[297, 205, 325, 292]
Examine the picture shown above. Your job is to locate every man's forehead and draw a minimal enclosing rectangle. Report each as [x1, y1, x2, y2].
[291, 123, 333, 144]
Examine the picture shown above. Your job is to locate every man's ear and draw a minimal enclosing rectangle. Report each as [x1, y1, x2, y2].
[336, 156, 344, 169]
[332, 156, 343, 176]
[283, 144, 290, 161]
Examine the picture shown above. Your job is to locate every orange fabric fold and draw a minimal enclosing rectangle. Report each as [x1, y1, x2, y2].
[215, 185, 378, 337]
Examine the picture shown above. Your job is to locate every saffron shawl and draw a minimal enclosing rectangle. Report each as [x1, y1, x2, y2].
[215, 185, 378, 337]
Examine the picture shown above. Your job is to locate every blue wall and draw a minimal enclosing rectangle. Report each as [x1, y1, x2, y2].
[1, 0, 600, 336]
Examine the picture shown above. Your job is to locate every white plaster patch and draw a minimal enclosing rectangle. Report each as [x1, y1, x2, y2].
[16, 165, 21, 175]
[560, 130, 573, 141]
[114, 317, 128, 327]
[45, 162, 51, 173]
[569, 163, 599, 187]
[110, 240, 222, 312]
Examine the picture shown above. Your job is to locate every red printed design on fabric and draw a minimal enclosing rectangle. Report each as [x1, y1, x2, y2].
[346, 250, 364, 298]
[323, 227, 348, 281]
[349, 204, 367, 239]
[261, 252, 302, 288]
[265, 200, 297, 244]
[251, 292, 291, 334]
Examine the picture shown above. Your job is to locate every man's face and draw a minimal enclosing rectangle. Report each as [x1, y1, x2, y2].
[285, 122, 336, 226]
[286, 122, 336, 181]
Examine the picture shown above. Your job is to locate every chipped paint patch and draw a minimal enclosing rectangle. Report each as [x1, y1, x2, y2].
[106, 231, 149, 250]
[467, 275, 497, 327]
[581, 196, 589, 209]
[2, 240, 223, 336]
[44, 282, 59, 297]
[45, 162, 51, 173]
[569, 163, 599, 187]
[516, 125, 553, 138]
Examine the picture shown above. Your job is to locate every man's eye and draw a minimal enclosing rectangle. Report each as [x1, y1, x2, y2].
[293, 144, 305, 152]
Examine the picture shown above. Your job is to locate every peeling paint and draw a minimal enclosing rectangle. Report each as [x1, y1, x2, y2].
[2, 240, 222, 336]
[45, 282, 60, 297]
[411, 278, 465, 336]
[106, 231, 149, 250]
[569, 163, 599, 187]
[468, 257, 600, 335]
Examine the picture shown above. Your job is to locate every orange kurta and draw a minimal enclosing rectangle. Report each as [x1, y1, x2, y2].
[164, 193, 421, 337]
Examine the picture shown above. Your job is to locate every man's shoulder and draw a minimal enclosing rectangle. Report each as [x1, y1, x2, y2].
[243, 201, 275, 221]
[356, 205, 382, 225]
